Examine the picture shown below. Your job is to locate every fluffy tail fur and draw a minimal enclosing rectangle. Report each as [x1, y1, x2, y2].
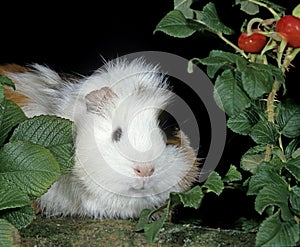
[1, 63, 76, 117]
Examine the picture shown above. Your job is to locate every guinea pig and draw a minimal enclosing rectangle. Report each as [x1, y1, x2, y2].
[2, 58, 199, 219]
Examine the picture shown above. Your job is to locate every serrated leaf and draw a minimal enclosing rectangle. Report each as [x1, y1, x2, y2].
[227, 106, 262, 136]
[241, 63, 274, 99]
[228, 99, 268, 136]
[250, 121, 279, 145]
[174, 0, 194, 18]
[155, 10, 202, 38]
[198, 50, 247, 78]
[1, 205, 35, 230]
[247, 169, 287, 195]
[170, 185, 203, 209]
[198, 3, 234, 35]
[0, 141, 61, 198]
[276, 100, 300, 138]
[10, 115, 74, 174]
[286, 156, 300, 181]
[0, 218, 20, 247]
[203, 171, 224, 195]
[0, 99, 27, 147]
[241, 146, 266, 174]
[223, 165, 242, 183]
[214, 70, 251, 116]
[289, 186, 300, 217]
[0, 183, 30, 211]
[227, 112, 253, 136]
[256, 212, 299, 247]
[255, 183, 292, 221]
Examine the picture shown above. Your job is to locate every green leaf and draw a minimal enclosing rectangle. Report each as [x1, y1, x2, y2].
[0, 75, 15, 90]
[0, 183, 30, 211]
[135, 205, 168, 243]
[247, 169, 287, 195]
[0, 99, 27, 147]
[256, 212, 299, 247]
[0, 219, 20, 247]
[241, 63, 274, 99]
[135, 209, 154, 232]
[170, 185, 203, 209]
[285, 138, 300, 159]
[143, 210, 168, 243]
[0, 141, 61, 198]
[203, 171, 224, 196]
[227, 110, 255, 135]
[235, 0, 286, 17]
[198, 50, 247, 78]
[198, 3, 234, 35]
[0, 85, 4, 103]
[10, 115, 74, 174]
[154, 10, 202, 38]
[235, 0, 259, 15]
[292, 148, 300, 159]
[255, 183, 292, 221]
[293, 4, 300, 18]
[174, 0, 194, 18]
[250, 121, 279, 145]
[227, 102, 267, 135]
[289, 186, 300, 217]
[276, 100, 300, 138]
[241, 145, 266, 174]
[1, 205, 35, 230]
[286, 156, 300, 181]
[136, 186, 204, 243]
[223, 165, 242, 183]
[214, 70, 251, 116]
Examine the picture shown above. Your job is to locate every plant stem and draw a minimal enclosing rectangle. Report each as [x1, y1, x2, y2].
[264, 80, 280, 162]
[266, 80, 280, 123]
[264, 47, 299, 161]
[246, 17, 264, 34]
[216, 32, 248, 59]
[248, 0, 281, 20]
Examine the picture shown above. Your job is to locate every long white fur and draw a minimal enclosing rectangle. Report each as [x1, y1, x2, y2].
[8, 58, 198, 219]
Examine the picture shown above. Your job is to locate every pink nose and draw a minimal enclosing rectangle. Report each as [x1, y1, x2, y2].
[134, 165, 155, 177]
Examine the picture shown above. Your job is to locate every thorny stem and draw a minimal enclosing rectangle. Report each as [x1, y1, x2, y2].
[265, 80, 280, 161]
[265, 47, 299, 161]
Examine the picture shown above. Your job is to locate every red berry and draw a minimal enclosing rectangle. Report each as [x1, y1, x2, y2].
[238, 29, 267, 53]
[276, 15, 300, 48]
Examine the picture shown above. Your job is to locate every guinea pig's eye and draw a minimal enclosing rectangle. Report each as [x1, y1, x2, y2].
[112, 127, 122, 142]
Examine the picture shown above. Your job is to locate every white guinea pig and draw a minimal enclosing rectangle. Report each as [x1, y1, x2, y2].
[4, 58, 199, 219]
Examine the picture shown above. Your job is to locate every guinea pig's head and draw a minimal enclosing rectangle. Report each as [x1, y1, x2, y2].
[74, 64, 199, 206]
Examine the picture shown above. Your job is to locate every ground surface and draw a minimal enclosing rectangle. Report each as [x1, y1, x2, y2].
[20, 216, 256, 247]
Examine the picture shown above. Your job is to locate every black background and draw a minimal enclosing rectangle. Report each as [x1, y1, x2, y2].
[1, 1, 296, 73]
[1, 0, 299, 227]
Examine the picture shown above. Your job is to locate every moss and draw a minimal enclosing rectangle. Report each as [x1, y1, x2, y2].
[20, 215, 256, 247]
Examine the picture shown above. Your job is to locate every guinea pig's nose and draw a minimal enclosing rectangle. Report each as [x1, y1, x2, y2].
[134, 165, 155, 177]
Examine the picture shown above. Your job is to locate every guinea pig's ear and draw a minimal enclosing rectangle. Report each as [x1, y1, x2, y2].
[85, 87, 118, 114]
